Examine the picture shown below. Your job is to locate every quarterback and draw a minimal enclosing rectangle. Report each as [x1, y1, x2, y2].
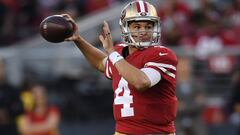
[64, 0, 178, 135]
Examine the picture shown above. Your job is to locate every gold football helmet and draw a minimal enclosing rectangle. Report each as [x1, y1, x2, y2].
[120, 0, 161, 47]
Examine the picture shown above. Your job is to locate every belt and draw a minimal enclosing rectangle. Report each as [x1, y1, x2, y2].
[114, 132, 176, 135]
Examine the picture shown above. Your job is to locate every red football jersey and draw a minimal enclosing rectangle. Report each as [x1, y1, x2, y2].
[105, 44, 178, 134]
[26, 106, 60, 135]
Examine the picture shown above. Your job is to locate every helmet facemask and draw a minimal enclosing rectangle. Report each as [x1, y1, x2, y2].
[119, 1, 161, 48]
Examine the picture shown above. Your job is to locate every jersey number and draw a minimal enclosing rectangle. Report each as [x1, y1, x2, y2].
[114, 77, 134, 117]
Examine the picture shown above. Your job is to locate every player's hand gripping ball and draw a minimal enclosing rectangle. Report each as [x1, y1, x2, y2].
[40, 15, 74, 43]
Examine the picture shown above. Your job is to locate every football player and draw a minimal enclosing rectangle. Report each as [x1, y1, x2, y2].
[64, 0, 178, 134]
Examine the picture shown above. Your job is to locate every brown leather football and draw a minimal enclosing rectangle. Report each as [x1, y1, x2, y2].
[40, 15, 74, 43]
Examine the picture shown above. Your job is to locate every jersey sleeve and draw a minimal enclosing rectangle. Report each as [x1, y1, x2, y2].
[143, 47, 178, 83]
[104, 58, 113, 80]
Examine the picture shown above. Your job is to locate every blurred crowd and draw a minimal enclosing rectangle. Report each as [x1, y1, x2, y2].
[0, 0, 123, 46]
[160, 0, 240, 47]
[1, 0, 240, 48]
[0, 55, 114, 135]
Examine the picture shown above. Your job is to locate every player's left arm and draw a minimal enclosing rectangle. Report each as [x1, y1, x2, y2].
[114, 60, 161, 91]
[99, 22, 160, 91]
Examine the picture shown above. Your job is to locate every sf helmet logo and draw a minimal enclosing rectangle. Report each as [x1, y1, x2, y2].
[140, 12, 147, 16]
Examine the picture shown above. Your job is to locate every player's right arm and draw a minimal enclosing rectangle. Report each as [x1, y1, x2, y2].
[63, 14, 107, 73]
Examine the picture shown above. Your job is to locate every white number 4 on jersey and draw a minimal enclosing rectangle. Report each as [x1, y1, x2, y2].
[114, 77, 134, 117]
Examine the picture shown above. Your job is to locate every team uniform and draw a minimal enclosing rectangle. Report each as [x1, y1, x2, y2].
[105, 44, 178, 134]
[68, 0, 178, 134]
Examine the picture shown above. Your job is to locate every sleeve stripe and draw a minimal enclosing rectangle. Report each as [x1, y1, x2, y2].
[144, 62, 176, 78]
[105, 60, 112, 79]
[109, 65, 112, 74]
[158, 67, 176, 78]
[144, 62, 176, 71]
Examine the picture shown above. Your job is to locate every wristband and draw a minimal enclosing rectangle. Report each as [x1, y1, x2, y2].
[109, 51, 124, 65]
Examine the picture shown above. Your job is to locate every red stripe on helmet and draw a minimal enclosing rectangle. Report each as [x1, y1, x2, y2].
[136, 1, 141, 13]
[144, 2, 148, 12]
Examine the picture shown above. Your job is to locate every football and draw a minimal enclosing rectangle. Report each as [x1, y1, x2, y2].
[39, 15, 74, 43]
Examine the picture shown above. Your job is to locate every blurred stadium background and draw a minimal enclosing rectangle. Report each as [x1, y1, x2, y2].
[0, 0, 240, 135]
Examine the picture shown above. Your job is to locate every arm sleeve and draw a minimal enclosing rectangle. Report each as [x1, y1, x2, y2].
[141, 68, 161, 87]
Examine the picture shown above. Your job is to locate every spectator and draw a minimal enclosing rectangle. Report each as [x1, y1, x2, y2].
[18, 84, 60, 135]
[194, 18, 223, 60]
